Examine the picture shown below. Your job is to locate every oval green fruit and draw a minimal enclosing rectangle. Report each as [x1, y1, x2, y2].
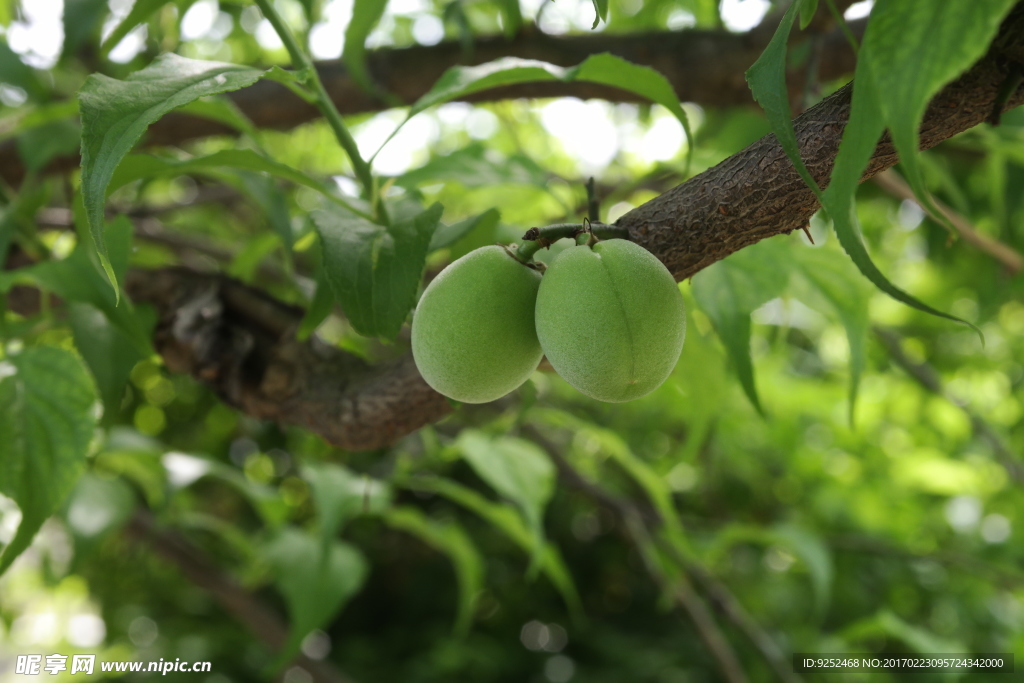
[412, 245, 543, 403]
[535, 239, 685, 403]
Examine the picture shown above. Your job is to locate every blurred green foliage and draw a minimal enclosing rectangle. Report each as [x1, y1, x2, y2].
[1, 0, 1024, 682]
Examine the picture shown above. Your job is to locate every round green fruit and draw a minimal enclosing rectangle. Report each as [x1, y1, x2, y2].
[412, 245, 543, 403]
[535, 239, 685, 403]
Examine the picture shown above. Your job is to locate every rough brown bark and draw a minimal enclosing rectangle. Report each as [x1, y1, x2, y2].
[14, 7, 1020, 452]
[124, 268, 449, 452]
[117, 5, 1024, 452]
[622, 6, 1024, 278]
[0, 20, 862, 186]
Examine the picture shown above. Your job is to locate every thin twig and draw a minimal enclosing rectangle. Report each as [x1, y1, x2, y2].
[521, 426, 755, 683]
[872, 169, 1024, 275]
[873, 326, 1024, 485]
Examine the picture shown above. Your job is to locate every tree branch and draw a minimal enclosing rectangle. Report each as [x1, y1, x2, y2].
[0, 21, 863, 185]
[619, 4, 1024, 279]
[124, 268, 450, 452]
[49, 7, 1023, 452]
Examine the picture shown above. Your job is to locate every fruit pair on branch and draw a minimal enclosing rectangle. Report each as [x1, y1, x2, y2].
[412, 221, 686, 404]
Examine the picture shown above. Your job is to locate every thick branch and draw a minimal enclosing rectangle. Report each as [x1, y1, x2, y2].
[124, 268, 449, 452]
[0, 21, 862, 185]
[621, 5, 1024, 279]
[111, 7, 1024, 451]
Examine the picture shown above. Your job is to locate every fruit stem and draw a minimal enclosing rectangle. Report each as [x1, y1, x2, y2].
[517, 221, 629, 261]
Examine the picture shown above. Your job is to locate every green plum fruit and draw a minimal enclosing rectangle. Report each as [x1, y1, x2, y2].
[412, 245, 543, 403]
[535, 239, 685, 402]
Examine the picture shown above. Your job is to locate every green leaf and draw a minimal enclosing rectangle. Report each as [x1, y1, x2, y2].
[383, 54, 691, 170]
[100, 0, 182, 57]
[455, 430, 555, 572]
[498, 0, 523, 37]
[745, 1, 823, 201]
[746, 0, 984, 335]
[0, 40, 43, 100]
[771, 524, 832, 615]
[799, 0, 819, 30]
[16, 119, 81, 173]
[429, 208, 501, 252]
[62, 0, 113, 61]
[343, 0, 389, 96]
[68, 302, 155, 421]
[314, 202, 443, 339]
[384, 506, 484, 635]
[263, 527, 368, 667]
[109, 151, 364, 218]
[397, 143, 548, 189]
[843, 610, 964, 654]
[176, 96, 260, 139]
[860, 0, 1016, 240]
[0, 216, 153, 357]
[78, 54, 267, 291]
[0, 347, 99, 575]
[235, 171, 295, 250]
[302, 463, 391, 544]
[297, 258, 335, 341]
[792, 245, 870, 424]
[690, 241, 789, 414]
[590, 0, 609, 28]
[404, 475, 582, 619]
[824, 74, 976, 334]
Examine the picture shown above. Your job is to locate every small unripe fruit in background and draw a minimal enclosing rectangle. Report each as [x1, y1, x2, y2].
[412, 245, 543, 403]
[535, 239, 685, 402]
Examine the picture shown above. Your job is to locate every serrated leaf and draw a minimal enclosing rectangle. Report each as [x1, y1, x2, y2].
[303, 463, 391, 545]
[429, 208, 500, 251]
[746, 1, 823, 201]
[263, 528, 368, 668]
[590, 0, 608, 28]
[385, 506, 483, 635]
[0, 347, 99, 575]
[314, 202, 443, 339]
[824, 74, 977, 334]
[456, 430, 554, 572]
[792, 245, 870, 424]
[78, 54, 267, 291]
[690, 241, 789, 414]
[343, 0, 389, 96]
[860, 0, 1016, 241]
[746, 0, 982, 335]
[381, 54, 691, 170]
